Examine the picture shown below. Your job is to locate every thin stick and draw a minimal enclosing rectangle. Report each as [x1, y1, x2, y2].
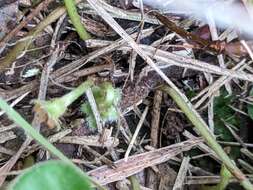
[0, 0, 82, 71]
[193, 59, 247, 108]
[0, 0, 54, 50]
[150, 90, 162, 148]
[241, 40, 253, 61]
[85, 87, 103, 133]
[124, 106, 149, 161]
[172, 156, 190, 190]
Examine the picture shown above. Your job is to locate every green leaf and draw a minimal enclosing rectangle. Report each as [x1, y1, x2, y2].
[81, 103, 97, 128]
[247, 87, 253, 121]
[213, 90, 237, 141]
[9, 161, 92, 190]
[81, 82, 120, 128]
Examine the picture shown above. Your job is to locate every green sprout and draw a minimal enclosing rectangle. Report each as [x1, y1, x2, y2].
[204, 164, 232, 190]
[34, 80, 93, 129]
[81, 82, 121, 128]
[64, 0, 91, 40]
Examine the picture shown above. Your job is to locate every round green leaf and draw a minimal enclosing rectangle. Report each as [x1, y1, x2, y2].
[9, 161, 92, 190]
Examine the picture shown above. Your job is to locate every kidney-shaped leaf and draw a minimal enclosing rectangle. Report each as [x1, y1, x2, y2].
[9, 161, 92, 190]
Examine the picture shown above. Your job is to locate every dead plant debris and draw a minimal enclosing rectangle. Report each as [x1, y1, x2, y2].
[1, 0, 253, 190]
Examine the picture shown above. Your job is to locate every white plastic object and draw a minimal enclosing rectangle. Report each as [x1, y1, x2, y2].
[133, 0, 253, 39]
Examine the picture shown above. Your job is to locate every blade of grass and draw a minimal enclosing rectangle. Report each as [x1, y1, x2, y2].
[0, 98, 71, 163]
[0, 98, 106, 190]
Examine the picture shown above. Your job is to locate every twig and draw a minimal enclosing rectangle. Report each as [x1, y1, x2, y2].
[172, 156, 190, 190]
[124, 106, 149, 161]
[241, 148, 253, 161]
[0, 92, 29, 117]
[59, 135, 118, 147]
[32, 19, 63, 158]
[146, 90, 162, 189]
[193, 59, 247, 108]
[150, 90, 162, 148]
[241, 40, 253, 61]
[85, 87, 103, 133]
[129, 0, 145, 81]
[186, 175, 253, 185]
[0, 146, 15, 156]
[218, 141, 253, 148]
[183, 130, 220, 163]
[238, 159, 253, 174]
[206, 9, 232, 94]
[81, 2, 159, 24]
[0, 124, 17, 133]
[223, 122, 247, 148]
[141, 45, 253, 82]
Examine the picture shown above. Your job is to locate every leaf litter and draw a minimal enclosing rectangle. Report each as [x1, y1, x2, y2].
[1, 0, 253, 190]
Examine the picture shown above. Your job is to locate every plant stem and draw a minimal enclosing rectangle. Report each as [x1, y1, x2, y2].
[161, 85, 253, 190]
[64, 0, 90, 40]
[0, 97, 106, 190]
[61, 80, 93, 107]
[0, 98, 71, 164]
[129, 175, 141, 190]
[204, 164, 232, 190]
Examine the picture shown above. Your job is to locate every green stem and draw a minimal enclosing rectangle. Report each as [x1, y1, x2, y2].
[0, 98, 71, 164]
[204, 164, 232, 190]
[129, 176, 141, 190]
[161, 85, 253, 190]
[0, 97, 106, 190]
[64, 0, 91, 40]
[61, 80, 93, 107]
[217, 166, 232, 190]
[35, 80, 94, 129]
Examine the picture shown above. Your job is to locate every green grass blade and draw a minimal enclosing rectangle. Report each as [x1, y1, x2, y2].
[0, 98, 71, 164]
